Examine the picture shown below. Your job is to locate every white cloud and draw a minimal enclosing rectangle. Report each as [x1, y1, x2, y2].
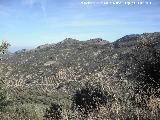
[22, 0, 47, 9]
[22, 0, 48, 23]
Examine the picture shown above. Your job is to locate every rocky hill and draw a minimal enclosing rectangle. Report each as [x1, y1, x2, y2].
[1, 35, 160, 87]
[1, 33, 160, 119]
[114, 32, 160, 48]
[1, 33, 160, 93]
[1, 38, 112, 90]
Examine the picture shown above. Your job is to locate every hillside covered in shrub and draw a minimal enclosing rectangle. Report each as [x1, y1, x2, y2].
[0, 32, 160, 120]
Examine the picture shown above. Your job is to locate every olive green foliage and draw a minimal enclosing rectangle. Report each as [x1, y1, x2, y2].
[71, 82, 111, 114]
[0, 103, 46, 120]
[0, 33, 160, 119]
[44, 103, 62, 120]
[0, 41, 11, 112]
[0, 41, 10, 53]
[0, 76, 10, 112]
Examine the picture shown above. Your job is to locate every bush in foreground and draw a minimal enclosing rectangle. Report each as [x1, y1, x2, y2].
[44, 103, 62, 120]
[132, 48, 160, 97]
[0, 76, 11, 112]
[71, 82, 111, 114]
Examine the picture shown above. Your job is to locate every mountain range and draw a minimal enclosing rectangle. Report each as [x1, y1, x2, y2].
[0, 32, 160, 107]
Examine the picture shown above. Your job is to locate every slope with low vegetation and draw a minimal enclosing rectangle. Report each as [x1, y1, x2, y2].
[0, 33, 160, 119]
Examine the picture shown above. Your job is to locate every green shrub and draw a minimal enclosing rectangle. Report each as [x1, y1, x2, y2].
[71, 82, 111, 114]
[44, 103, 62, 120]
[132, 49, 160, 97]
[0, 41, 10, 54]
[0, 76, 11, 112]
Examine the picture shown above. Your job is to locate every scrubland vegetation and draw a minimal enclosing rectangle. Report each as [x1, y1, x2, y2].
[0, 33, 160, 119]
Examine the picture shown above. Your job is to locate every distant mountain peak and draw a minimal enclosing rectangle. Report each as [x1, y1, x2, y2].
[117, 32, 160, 43]
[62, 38, 79, 43]
[116, 34, 141, 43]
[114, 32, 160, 48]
[36, 43, 54, 49]
[86, 38, 109, 44]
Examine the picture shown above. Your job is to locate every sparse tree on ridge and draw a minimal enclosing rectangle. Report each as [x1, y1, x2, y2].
[0, 40, 11, 54]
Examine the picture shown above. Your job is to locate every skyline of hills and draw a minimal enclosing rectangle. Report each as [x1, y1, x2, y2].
[0, 32, 160, 119]
[7, 32, 160, 53]
[1, 32, 160, 89]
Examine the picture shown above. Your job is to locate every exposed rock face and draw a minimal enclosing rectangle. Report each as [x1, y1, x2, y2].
[1, 33, 160, 95]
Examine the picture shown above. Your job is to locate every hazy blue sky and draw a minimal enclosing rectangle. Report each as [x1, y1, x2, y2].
[0, 0, 160, 51]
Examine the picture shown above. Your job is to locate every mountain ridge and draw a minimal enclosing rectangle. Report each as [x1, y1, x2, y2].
[0, 32, 160, 100]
